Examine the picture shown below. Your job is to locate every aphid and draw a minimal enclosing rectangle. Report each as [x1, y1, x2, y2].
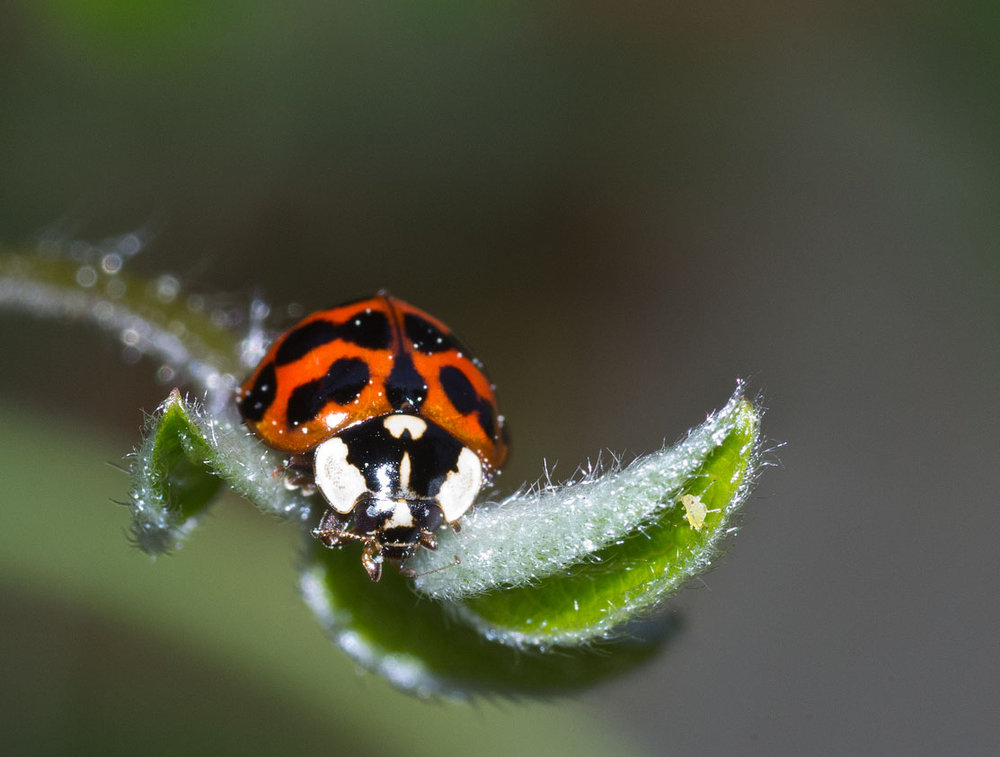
[680, 493, 707, 531]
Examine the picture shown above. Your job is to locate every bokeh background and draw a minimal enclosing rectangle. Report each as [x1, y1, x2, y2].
[2, 2, 998, 755]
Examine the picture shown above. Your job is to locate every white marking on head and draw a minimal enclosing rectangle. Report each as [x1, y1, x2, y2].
[383, 414, 427, 439]
[384, 501, 415, 529]
[436, 447, 482, 523]
[313, 437, 368, 514]
[374, 463, 393, 493]
[399, 452, 412, 491]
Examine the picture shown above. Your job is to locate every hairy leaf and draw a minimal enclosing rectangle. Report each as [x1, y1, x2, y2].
[300, 538, 672, 698]
[448, 396, 759, 647]
[129, 390, 312, 552]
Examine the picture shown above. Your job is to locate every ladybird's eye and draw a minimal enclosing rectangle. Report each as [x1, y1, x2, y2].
[313, 437, 368, 514]
[436, 447, 482, 524]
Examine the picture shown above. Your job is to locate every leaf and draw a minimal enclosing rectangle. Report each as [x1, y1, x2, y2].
[300, 538, 673, 698]
[128, 389, 222, 552]
[129, 390, 313, 553]
[409, 388, 760, 648]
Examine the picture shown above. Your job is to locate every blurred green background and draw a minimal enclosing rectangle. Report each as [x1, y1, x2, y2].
[1, 2, 998, 755]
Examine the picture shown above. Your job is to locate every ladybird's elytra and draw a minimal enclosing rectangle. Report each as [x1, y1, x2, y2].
[237, 292, 507, 581]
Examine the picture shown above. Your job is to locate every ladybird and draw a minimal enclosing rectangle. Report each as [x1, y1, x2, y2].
[237, 292, 507, 581]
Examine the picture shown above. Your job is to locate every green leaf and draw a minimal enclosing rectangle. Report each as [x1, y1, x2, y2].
[300, 538, 671, 698]
[128, 389, 223, 552]
[129, 390, 312, 553]
[409, 390, 760, 648]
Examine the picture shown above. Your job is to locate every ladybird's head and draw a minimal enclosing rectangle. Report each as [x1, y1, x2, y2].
[311, 413, 483, 573]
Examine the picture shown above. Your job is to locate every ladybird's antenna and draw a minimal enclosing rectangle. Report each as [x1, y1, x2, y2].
[404, 555, 461, 579]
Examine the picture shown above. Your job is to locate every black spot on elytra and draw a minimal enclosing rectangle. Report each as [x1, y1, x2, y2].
[439, 365, 498, 441]
[439, 365, 478, 414]
[275, 320, 340, 365]
[340, 310, 392, 350]
[404, 313, 453, 354]
[285, 357, 370, 426]
[275, 311, 390, 366]
[239, 362, 276, 421]
[386, 350, 427, 411]
[477, 403, 498, 442]
[403, 312, 481, 364]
